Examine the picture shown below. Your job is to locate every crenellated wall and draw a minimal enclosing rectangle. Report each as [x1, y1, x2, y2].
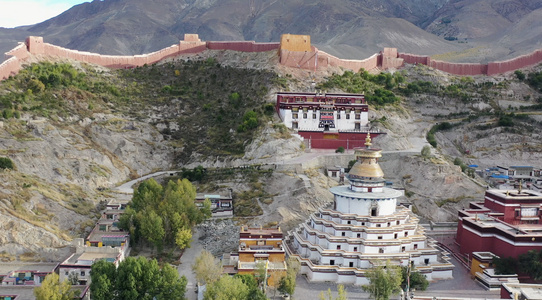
[0, 34, 276, 81]
[399, 49, 542, 76]
[0, 42, 30, 80]
[207, 41, 279, 52]
[2, 33, 542, 83]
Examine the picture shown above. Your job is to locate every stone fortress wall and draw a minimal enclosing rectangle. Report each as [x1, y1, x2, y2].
[2, 33, 542, 81]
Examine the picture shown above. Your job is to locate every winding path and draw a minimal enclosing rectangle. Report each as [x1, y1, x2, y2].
[112, 171, 180, 194]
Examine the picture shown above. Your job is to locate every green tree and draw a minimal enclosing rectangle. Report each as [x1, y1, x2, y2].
[118, 178, 208, 252]
[234, 274, 267, 300]
[90, 259, 116, 300]
[204, 275, 250, 300]
[362, 261, 402, 300]
[319, 284, 347, 300]
[175, 227, 193, 250]
[34, 273, 76, 300]
[519, 249, 542, 280]
[201, 198, 212, 220]
[90, 257, 187, 300]
[493, 256, 517, 275]
[139, 210, 165, 251]
[400, 267, 428, 291]
[278, 257, 300, 297]
[156, 263, 188, 300]
[193, 250, 223, 285]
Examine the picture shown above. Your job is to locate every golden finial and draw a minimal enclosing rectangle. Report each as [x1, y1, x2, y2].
[365, 133, 372, 148]
[518, 179, 523, 194]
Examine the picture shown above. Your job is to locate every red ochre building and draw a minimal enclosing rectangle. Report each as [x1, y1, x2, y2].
[456, 188, 542, 260]
[276, 92, 382, 149]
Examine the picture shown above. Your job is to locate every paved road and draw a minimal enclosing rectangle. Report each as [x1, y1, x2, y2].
[112, 170, 179, 194]
[178, 228, 203, 300]
[276, 254, 496, 300]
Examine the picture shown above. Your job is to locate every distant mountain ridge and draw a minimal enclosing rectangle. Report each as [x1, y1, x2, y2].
[1, 0, 542, 63]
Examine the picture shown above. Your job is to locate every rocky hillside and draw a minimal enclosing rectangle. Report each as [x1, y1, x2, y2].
[1, 48, 542, 260]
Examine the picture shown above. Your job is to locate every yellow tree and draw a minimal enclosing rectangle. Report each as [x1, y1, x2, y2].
[34, 273, 76, 300]
[192, 249, 223, 285]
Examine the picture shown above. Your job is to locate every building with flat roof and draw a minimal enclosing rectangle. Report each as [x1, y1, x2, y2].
[456, 188, 542, 260]
[0, 263, 58, 286]
[0, 285, 89, 300]
[501, 283, 542, 299]
[237, 227, 287, 287]
[276, 92, 382, 149]
[58, 238, 126, 286]
[285, 134, 453, 285]
[195, 192, 233, 217]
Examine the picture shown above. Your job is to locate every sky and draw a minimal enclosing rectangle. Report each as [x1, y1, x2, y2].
[0, 0, 89, 28]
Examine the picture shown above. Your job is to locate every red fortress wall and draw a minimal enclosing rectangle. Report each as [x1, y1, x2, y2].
[399, 49, 542, 76]
[3, 33, 542, 81]
[0, 34, 279, 81]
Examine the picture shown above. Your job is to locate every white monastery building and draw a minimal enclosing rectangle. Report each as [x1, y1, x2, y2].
[276, 92, 369, 132]
[284, 134, 454, 285]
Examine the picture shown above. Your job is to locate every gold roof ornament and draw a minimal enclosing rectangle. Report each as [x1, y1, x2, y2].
[348, 134, 384, 179]
[365, 133, 372, 148]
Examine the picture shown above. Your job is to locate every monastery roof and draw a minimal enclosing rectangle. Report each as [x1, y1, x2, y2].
[329, 185, 403, 199]
[240, 227, 282, 235]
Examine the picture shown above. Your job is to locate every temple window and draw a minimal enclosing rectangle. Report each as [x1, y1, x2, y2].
[379, 248, 384, 253]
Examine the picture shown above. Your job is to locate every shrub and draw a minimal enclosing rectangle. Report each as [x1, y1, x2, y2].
[2, 109, 13, 119]
[0, 157, 15, 170]
[514, 70, 525, 81]
[336, 146, 345, 153]
[421, 145, 431, 158]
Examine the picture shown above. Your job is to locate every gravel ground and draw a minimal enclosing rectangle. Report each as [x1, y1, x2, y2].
[196, 219, 240, 257]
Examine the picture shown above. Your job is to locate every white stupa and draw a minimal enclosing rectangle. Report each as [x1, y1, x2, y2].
[285, 134, 454, 285]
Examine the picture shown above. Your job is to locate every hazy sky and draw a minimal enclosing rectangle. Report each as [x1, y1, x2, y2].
[0, 0, 89, 28]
